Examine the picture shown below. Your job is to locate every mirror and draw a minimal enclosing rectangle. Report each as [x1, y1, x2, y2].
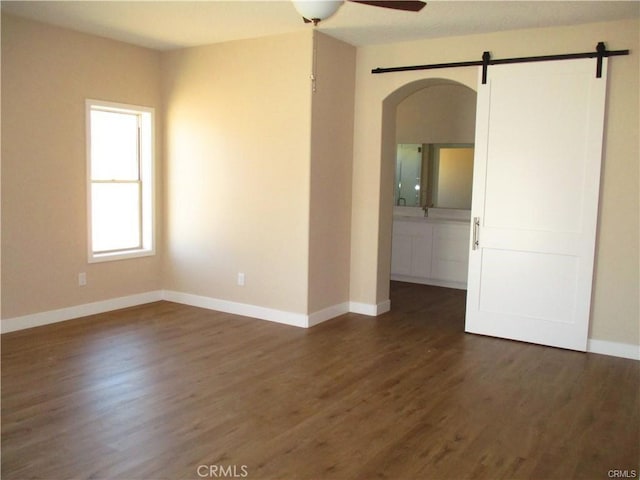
[395, 143, 474, 210]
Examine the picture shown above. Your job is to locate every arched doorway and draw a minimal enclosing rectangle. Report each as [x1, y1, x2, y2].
[381, 78, 477, 293]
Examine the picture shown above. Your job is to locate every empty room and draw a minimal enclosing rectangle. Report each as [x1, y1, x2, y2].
[1, 1, 639, 479]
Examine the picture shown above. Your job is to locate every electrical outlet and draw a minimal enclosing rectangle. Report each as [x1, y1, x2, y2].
[78, 272, 87, 286]
[237, 272, 245, 286]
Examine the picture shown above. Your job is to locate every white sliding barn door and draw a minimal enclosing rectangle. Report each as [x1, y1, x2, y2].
[465, 58, 608, 351]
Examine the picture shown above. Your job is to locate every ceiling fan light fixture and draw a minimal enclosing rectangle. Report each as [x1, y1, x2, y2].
[293, 0, 344, 24]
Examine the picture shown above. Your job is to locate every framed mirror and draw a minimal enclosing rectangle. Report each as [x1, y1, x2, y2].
[395, 143, 474, 210]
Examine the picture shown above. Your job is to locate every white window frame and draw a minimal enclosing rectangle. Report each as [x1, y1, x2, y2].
[86, 99, 155, 263]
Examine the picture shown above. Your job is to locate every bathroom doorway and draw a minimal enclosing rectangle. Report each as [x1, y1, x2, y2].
[386, 79, 477, 291]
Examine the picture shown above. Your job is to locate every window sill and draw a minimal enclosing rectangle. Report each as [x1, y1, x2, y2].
[89, 248, 155, 264]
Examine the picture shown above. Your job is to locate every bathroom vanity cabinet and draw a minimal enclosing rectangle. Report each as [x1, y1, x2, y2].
[391, 215, 470, 289]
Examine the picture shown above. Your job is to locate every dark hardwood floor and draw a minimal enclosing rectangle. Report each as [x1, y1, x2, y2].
[2, 282, 638, 480]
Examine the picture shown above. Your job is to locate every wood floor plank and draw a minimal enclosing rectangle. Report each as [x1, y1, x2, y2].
[2, 282, 638, 479]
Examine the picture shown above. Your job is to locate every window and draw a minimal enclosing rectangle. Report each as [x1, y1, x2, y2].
[86, 100, 155, 262]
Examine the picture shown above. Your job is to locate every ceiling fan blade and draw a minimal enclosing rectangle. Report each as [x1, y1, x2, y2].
[348, 0, 426, 12]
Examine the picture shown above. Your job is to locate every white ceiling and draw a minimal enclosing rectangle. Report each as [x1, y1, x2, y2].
[2, 0, 639, 51]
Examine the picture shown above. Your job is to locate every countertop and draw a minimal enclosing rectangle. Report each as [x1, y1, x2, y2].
[393, 215, 470, 225]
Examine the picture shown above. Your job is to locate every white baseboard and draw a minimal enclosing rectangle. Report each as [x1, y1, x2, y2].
[163, 290, 311, 328]
[349, 299, 391, 316]
[308, 302, 350, 327]
[0, 291, 164, 334]
[164, 292, 356, 329]
[1, 291, 386, 334]
[10, 295, 634, 361]
[587, 339, 640, 361]
[164, 292, 391, 327]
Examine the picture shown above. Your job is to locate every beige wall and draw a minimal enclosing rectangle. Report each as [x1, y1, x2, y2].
[1, 17, 353, 321]
[308, 32, 356, 313]
[396, 84, 476, 144]
[161, 31, 314, 314]
[351, 19, 640, 345]
[1, 15, 163, 319]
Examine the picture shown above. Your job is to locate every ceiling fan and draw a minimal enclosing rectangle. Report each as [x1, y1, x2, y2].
[293, 0, 427, 26]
